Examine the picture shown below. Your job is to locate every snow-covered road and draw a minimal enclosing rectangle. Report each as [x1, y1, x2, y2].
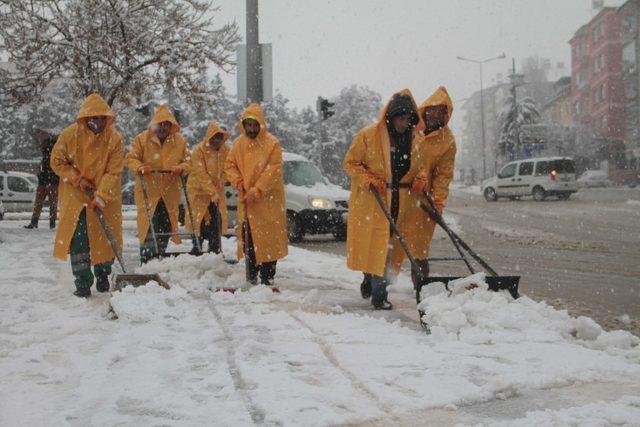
[1, 222, 640, 426]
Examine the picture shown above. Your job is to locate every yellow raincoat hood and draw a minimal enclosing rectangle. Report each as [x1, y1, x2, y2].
[236, 103, 267, 136]
[76, 93, 116, 128]
[203, 120, 230, 144]
[418, 86, 454, 126]
[378, 88, 425, 134]
[149, 103, 181, 135]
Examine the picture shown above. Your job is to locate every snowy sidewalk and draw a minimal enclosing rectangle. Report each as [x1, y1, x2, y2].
[1, 223, 640, 426]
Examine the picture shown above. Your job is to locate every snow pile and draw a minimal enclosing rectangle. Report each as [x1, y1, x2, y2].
[109, 283, 190, 322]
[136, 252, 236, 293]
[475, 395, 640, 427]
[211, 284, 283, 304]
[419, 274, 640, 356]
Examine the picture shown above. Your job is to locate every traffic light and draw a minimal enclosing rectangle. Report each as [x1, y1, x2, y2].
[316, 96, 335, 120]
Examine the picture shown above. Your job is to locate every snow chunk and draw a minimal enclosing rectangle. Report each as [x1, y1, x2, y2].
[109, 284, 189, 322]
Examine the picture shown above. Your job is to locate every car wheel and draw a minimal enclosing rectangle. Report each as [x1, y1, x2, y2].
[287, 211, 304, 243]
[629, 181, 638, 189]
[484, 187, 497, 202]
[532, 186, 546, 201]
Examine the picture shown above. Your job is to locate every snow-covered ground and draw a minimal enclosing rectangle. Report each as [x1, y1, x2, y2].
[1, 221, 640, 426]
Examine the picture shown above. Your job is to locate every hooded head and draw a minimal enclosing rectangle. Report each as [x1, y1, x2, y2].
[379, 89, 423, 135]
[419, 86, 453, 134]
[237, 103, 267, 140]
[149, 104, 180, 141]
[76, 93, 115, 134]
[202, 120, 230, 150]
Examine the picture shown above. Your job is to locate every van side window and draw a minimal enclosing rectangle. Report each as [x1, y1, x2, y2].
[519, 162, 534, 176]
[8, 176, 30, 193]
[499, 163, 517, 178]
[535, 161, 550, 175]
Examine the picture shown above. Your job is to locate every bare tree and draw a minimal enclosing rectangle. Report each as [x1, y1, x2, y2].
[0, 0, 240, 106]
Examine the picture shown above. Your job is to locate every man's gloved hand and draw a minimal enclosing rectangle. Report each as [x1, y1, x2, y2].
[210, 191, 220, 205]
[76, 176, 95, 191]
[411, 176, 427, 193]
[90, 195, 106, 211]
[246, 187, 262, 203]
[434, 201, 444, 215]
[369, 177, 387, 195]
[138, 165, 153, 175]
[170, 166, 184, 176]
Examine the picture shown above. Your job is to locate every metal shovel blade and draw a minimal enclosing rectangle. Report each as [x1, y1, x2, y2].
[112, 274, 171, 292]
[415, 276, 521, 303]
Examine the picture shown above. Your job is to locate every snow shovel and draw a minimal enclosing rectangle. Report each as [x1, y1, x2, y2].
[416, 189, 520, 301]
[139, 169, 202, 258]
[370, 185, 430, 291]
[86, 189, 169, 292]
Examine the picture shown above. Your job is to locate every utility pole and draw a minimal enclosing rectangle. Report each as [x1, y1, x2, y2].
[246, 0, 261, 103]
[509, 58, 526, 160]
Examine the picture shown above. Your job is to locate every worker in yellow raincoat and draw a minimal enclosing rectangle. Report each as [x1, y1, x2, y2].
[225, 103, 288, 287]
[50, 93, 125, 298]
[125, 104, 191, 263]
[398, 86, 457, 290]
[186, 120, 230, 254]
[343, 89, 427, 310]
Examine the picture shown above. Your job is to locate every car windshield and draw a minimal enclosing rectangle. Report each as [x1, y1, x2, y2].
[284, 161, 326, 186]
[26, 176, 38, 185]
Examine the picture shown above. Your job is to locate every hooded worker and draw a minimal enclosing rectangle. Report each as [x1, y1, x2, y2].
[50, 93, 125, 298]
[224, 103, 288, 287]
[343, 89, 426, 310]
[186, 120, 230, 254]
[125, 104, 191, 263]
[393, 86, 457, 289]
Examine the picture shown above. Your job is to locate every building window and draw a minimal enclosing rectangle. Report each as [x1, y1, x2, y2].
[623, 41, 636, 74]
[594, 53, 605, 74]
[593, 22, 604, 42]
[624, 14, 637, 34]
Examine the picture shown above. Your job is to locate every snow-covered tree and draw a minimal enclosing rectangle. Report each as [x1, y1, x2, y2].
[498, 96, 542, 160]
[0, 0, 240, 106]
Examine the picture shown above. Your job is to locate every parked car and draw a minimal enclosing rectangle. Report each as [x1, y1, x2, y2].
[121, 180, 136, 205]
[225, 152, 350, 242]
[482, 157, 578, 202]
[0, 171, 37, 212]
[577, 170, 611, 188]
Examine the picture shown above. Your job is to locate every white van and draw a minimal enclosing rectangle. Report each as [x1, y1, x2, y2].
[225, 152, 350, 242]
[482, 157, 578, 201]
[0, 171, 38, 211]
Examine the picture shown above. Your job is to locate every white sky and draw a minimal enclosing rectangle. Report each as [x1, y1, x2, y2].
[213, 0, 625, 122]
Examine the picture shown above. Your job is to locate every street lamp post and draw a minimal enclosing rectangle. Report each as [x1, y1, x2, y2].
[457, 53, 506, 180]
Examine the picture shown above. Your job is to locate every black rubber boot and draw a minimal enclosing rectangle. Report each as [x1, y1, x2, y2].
[373, 299, 393, 310]
[96, 275, 110, 293]
[24, 222, 38, 229]
[73, 288, 91, 298]
[360, 274, 372, 299]
[49, 219, 56, 229]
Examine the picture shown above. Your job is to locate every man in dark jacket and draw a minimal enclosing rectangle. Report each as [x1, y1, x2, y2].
[25, 129, 59, 229]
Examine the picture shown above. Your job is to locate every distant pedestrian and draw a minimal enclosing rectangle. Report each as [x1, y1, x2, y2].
[25, 129, 59, 229]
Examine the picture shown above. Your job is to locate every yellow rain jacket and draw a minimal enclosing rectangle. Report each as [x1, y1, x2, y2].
[225, 103, 288, 264]
[51, 94, 124, 265]
[343, 89, 427, 277]
[186, 121, 230, 237]
[125, 104, 190, 244]
[390, 86, 457, 271]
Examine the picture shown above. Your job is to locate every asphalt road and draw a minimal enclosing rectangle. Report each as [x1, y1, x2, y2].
[293, 186, 640, 336]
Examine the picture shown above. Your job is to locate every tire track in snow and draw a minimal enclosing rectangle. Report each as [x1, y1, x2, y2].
[207, 302, 266, 425]
[287, 311, 402, 424]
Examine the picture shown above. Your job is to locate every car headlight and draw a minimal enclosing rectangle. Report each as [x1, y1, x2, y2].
[309, 197, 334, 209]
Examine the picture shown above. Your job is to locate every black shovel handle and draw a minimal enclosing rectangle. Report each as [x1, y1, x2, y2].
[421, 190, 499, 277]
[370, 185, 427, 281]
[86, 189, 128, 274]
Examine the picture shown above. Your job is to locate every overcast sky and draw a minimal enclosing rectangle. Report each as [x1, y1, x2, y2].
[213, 0, 624, 128]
